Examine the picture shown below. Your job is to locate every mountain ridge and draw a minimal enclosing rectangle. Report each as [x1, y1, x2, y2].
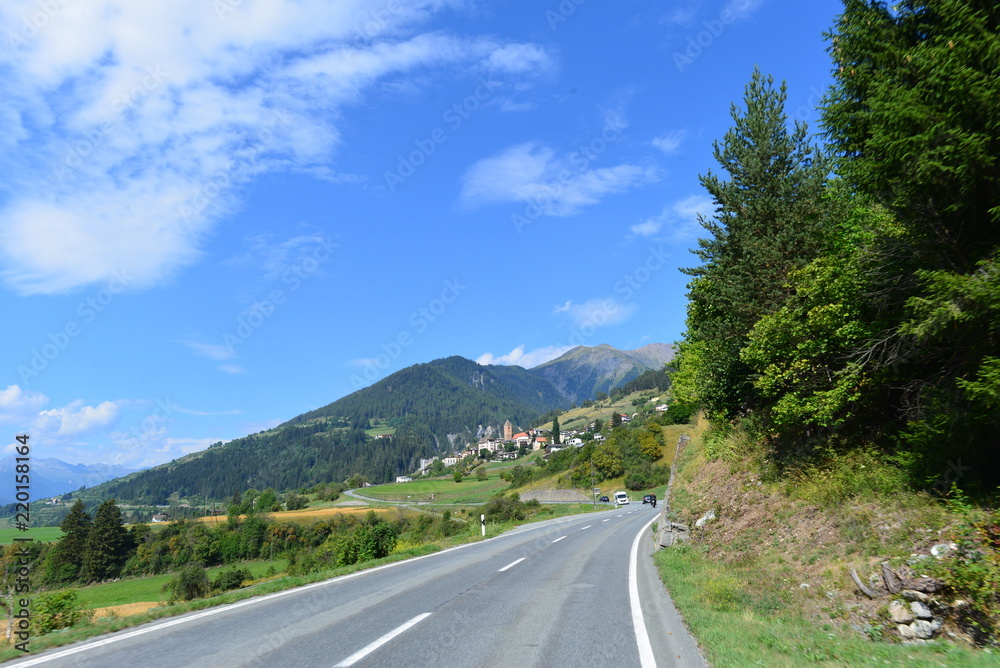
[86, 344, 672, 502]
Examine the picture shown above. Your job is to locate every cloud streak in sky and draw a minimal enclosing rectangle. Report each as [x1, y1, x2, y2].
[460, 141, 658, 216]
[0, 0, 552, 295]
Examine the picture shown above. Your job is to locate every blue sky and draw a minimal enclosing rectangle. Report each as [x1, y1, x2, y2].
[1, 0, 843, 468]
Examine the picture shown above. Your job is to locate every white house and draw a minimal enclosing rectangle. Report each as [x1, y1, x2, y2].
[395, 476, 413, 483]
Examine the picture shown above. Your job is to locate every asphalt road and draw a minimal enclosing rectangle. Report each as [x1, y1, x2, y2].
[10, 506, 705, 668]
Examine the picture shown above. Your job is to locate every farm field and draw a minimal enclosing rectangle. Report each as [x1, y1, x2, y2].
[73, 558, 290, 611]
[360, 475, 512, 504]
[191, 505, 394, 525]
[0, 526, 63, 545]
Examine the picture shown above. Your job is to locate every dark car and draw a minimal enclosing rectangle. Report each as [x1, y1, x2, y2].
[599, 495, 609, 503]
[643, 494, 657, 507]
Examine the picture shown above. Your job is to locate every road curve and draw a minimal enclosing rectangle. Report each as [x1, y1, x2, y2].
[9, 506, 704, 668]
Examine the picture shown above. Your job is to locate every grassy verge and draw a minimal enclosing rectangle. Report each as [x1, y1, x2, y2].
[72, 558, 290, 610]
[654, 416, 999, 666]
[655, 545, 994, 666]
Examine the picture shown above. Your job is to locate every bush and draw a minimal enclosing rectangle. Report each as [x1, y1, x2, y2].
[212, 566, 253, 592]
[163, 562, 210, 602]
[34, 590, 83, 635]
[284, 493, 308, 511]
[334, 521, 400, 566]
[484, 493, 527, 523]
[624, 463, 670, 491]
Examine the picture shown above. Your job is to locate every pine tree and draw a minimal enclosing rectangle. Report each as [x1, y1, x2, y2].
[82, 499, 131, 582]
[683, 67, 829, 419]
[551, 415, 560, 444]
[43, 500, 92, 585]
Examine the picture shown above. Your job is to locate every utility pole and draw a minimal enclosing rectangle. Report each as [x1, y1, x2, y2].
[591, 457, 597, 510]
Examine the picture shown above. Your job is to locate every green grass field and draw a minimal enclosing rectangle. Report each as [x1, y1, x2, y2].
[72, 558, 289, 609]
[363, 475, 512, 504]
[0, 526, 64, 544]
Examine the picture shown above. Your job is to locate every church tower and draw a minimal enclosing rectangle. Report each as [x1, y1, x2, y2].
[503, 419, 513, 440]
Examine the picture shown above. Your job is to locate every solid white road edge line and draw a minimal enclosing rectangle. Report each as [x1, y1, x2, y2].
[630, 513, 658, 668]
[499, 557, 526, 572]
[334, 613, 432, 667]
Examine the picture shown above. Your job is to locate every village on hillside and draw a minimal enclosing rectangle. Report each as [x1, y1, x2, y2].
[395, 405, 669, 483]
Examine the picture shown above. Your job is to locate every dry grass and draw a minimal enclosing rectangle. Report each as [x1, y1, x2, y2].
[667, 415, 982, 651]
[90, 601, 160, 618]
[190, 506, 393, 525]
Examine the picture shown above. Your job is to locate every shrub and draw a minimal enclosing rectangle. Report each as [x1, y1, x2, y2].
[334, 521, 400, 566]
[484, 493, 527, 523]
[34, 590, 83, 635]
[212, 566, 253, 592]
[624, 463, 670, 491]
[284, 493, 308, 511]
[163, 562, 210, 602]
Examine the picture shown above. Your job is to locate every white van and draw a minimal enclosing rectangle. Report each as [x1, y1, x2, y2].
[614, 491, 629, 505]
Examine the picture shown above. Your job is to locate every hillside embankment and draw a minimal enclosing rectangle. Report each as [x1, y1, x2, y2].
[652, 417, 999, 667]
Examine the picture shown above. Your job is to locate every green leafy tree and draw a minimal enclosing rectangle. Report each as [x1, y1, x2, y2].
[284, 492, 308, 511]
[822, 0, 1000, 481]
[255, 489, 277, 513]
[476, 466, 488, 481]
[82, 499, 132, 582]
[741, 197, 900, 442]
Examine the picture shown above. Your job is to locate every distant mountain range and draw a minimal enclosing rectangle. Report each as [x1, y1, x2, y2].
[0, 456, 141, 504]
[87, 344, 673, 503]
[530, 343, 674, 405]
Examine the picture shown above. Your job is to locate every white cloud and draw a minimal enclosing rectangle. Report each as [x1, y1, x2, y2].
[628, 194, 714, 242]
[723, 0, 764, 22]
[460, 142, 658, 216]
[476, 344, 573, 369]
[629, 219, 663, 237]
[652, 130, 687, 155]
[660, 3, 701, 27]
[224, 233, 337, 282]
[180, 341, 238, 361]
[0, 1, 553, 294]
[482, 43, 554, 75]
[35, 399, 121, 438]
[0, 385, 49, 421]
[553, 297, 637, 328]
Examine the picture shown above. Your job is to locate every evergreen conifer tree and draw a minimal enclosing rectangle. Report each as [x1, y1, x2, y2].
[82, 499, 131, 582]
[683, 67, 829, 419]
[43, 500, 91, 585]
